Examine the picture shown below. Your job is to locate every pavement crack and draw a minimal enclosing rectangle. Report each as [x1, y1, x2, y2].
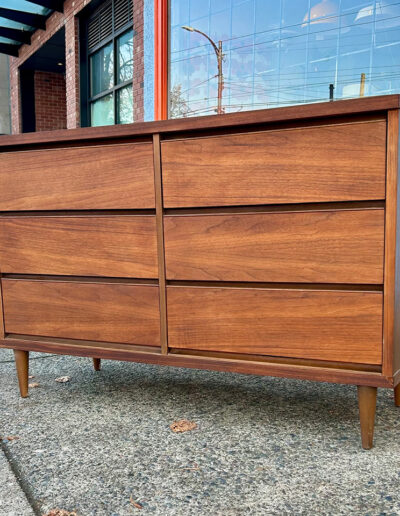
[1, 443, 42, 516]
[0, 354, 58, 364]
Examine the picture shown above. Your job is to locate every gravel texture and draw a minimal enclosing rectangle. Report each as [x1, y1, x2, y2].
[0, 349, 400, 515]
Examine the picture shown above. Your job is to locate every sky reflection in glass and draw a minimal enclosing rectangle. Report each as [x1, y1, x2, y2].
[169, 0, 400, 117]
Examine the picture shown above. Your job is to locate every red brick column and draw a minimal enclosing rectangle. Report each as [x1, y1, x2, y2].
[65, 14, 80, 129]
[9, 58, 21, 134]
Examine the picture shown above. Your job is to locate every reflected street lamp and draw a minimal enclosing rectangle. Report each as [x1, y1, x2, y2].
[182, 25, 224, 115]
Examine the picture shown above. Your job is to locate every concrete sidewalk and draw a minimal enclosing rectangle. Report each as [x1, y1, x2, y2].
[0, 449, 35, 516]
[1, 348, 400, 515]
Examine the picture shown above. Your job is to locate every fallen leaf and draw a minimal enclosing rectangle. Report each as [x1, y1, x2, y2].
[28, 375, 35, 379]
[170, 420, 197, 433]
[29, 383, 40, 388]
[0, 435, 19, 442]
[42, 510, 77, 516]
[129, 495, 143, 510]
[55, 376, 70, 383]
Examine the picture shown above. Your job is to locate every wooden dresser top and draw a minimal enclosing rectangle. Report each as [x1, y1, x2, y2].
[0, 94, 399, 150]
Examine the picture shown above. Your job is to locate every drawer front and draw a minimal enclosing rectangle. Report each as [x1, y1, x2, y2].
[0, 143, 155, 210]
[2, 279, 160, 346]
[0, 216, 158, 278]
[167, 287, 383, 364]
[164, 209, 384, 284]
[162, 121, 386, 207]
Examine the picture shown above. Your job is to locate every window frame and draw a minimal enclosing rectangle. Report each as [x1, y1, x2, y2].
[80, 0, 135, 127]
[154, 0, 168, 120]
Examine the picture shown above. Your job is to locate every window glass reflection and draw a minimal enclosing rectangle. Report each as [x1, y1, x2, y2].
[91, 93, 114, 127]
[117, 30, 134, 84]
[169, 0, 400, 118]
[117, 85, 134, 124]
[90, 43, 114, 97]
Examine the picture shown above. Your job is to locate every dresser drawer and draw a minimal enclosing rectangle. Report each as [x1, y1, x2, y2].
[0, 143, 155, 210]
[164, 209, 384, 284]
[162, 120, 386, 207]
[0, 216, 158, 278]
[167, 287, 383, 364]
[2, 279, 160, 346]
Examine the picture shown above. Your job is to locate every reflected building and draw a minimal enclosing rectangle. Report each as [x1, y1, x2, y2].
[170, 0, 400, 116]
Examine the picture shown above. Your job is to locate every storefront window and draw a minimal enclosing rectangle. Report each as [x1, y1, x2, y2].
[169, 0, 400, 118]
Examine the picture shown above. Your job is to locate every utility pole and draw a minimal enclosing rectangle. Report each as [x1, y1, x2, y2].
[360, 73, 366, 97]
[182, 26, 224, 114]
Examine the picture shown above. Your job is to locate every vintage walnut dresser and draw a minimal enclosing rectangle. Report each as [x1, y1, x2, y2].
[1, 96, 399, 449]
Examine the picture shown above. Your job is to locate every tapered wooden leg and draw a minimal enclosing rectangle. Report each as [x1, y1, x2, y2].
[14, 350, 29, 398]
[93, 358, 101, 371]
[394, 384, 400, 407]
[357, 385, 377, 450]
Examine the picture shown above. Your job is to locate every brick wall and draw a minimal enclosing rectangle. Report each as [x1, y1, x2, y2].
[65, 14, 81, 130]
[34, 71, 67, 132]
[9, 0, 144, 134]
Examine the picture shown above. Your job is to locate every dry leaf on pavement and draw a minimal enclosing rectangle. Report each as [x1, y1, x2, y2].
[170, 420, 197, 433]
[42, 510, 77, 516]
[129, 495, 143, 509]
[0, 436, 19, 441]
[29, 383, 40, 388]
[55, 376, 70, 383]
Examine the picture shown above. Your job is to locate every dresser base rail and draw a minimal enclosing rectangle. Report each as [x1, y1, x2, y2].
[1, 335, 393, 388]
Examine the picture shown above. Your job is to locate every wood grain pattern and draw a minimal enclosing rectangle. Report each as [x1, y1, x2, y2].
[0, 97, 397, 407]
[167, 287, 383, 364]
[2, 279, 160, 346]
[162, 121, 387, 207]
[395, 383, 400, 406]
[0, 95, 397, 149]
[0, 336, 389, 386]
[385, 109, 400, 378]
[170, 349, 381, 372]
[153, 134, 168, 354]
[0, 216, 158, 278]
[13, 349, 29, 398]
[0, 143, 155, 211]
[358, 385, 377, 449]
[164, 209, 384, 284]
[383, 109, 398, 377]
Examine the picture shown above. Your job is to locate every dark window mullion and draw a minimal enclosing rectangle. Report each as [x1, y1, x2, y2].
[89, 88, 114, 103]
[114, 36, 117, 123]
[85, 18, 91, 126]
[115, 79, 133, 91]
[112, 0, 116, 124]
[89, 79, 132, 103]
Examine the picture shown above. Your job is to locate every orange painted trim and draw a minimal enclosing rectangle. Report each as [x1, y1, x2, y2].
[154, 0, 168, 120]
